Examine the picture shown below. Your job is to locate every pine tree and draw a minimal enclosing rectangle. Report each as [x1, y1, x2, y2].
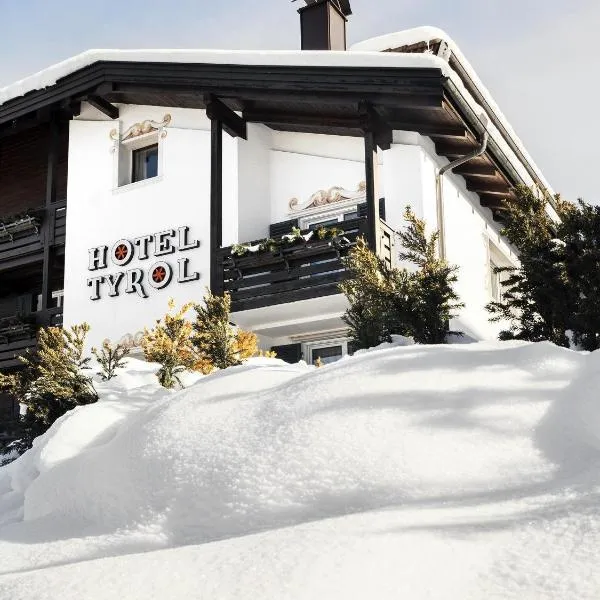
[486, 186, 573, 347]
[0, 323, 98, 446]
[340, 238, 395, 349]
[340, 208, 462, 349]
[191, 290, 259, 371]
[398, 207, 463, 344]
[141, 300, 201, 388]
[92, 340, 130, 381]
[553, 199, 600, 350]
[233, 329, 260, 361]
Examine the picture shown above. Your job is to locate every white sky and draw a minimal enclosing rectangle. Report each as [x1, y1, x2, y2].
[1, 0, 597, 202]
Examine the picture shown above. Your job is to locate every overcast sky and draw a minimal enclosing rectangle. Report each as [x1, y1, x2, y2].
[1, 0, 597, 202]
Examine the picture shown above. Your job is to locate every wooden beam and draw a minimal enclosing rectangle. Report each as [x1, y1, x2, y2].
[41, 114, 60, 312]
[360, 103, 392, 151]
[467, 179, 514, 198]
[244, 110, 360, 130]
[206, 96, 247, 140]
[453, 162, 498, 177]
[210, 119, 224, 295]
[402, 122, 467, 137]
[466, 180, 513, 195]
[60, 98, 82, 118]
[87, 95, 119, 119]
[479, 195, 509, 209]
[435, 139, 477, 157]
[363, 129, 380, 252]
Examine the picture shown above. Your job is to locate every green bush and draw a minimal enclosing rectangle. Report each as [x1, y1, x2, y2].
[341, 207, 463, 350]
[0, 323, 98, 448]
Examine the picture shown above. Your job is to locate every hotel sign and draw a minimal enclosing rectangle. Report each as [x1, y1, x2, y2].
[87, 226, 200, 300]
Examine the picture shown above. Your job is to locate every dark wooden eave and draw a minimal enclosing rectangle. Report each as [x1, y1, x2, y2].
[384, 38, 552, 209]
[0, 59, 520, 217]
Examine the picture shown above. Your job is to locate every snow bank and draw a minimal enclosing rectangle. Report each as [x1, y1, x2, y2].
[1, 341, 600, 599]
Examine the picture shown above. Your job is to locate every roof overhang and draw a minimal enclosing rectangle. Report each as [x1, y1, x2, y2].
[0, 57, 522, 220]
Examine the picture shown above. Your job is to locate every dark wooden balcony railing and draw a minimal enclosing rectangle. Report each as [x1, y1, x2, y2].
[0, 202, 66, 271]
[215, 216, 369, 312]
[379, 219, 396, 271]
[0, 307, 63, 370]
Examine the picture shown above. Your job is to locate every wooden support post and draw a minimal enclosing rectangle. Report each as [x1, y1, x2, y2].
[41, 113, 59, 313]
[364, 129, 380, 254]
[206, 97, 247, 140]
[210, 118, 224, 295]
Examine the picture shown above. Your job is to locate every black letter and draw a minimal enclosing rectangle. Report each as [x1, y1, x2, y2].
[177, 257, 200, 283]
[125, 269, 148, 298]
[88, 246, 108, 271]
[154, 230, 176, 256]
[178, 226, 200, 251]
[87, 276, 105, 300]
[107, 272, 125, 297]
[134, 235, 154, 260]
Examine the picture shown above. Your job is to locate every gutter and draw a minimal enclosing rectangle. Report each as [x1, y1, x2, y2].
[436, 126, 489, 260]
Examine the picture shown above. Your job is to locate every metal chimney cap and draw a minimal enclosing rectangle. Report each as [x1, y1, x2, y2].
[301, 0, 352, 17]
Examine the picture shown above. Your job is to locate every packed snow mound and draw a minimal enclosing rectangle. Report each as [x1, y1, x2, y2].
[1, 341, 600, 599]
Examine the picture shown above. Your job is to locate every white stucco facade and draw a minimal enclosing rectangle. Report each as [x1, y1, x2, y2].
[62, 100, 516, 351]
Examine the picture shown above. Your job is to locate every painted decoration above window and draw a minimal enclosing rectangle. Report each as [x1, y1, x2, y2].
[288, 181, 366, 212]
[109, 114, 172, 149]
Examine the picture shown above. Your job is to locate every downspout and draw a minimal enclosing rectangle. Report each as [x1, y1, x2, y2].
[436, 127, 489, 260]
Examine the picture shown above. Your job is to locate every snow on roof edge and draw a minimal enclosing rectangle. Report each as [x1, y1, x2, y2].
[0, 48, 448, 107]
[352, 27, 554, 196]
[0, 30, 553, 198]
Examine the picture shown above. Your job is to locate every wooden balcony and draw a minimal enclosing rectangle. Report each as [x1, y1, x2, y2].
[215, 216, 383, 312]
[0, 307, 63, 370]
[0, 202, 66, 272]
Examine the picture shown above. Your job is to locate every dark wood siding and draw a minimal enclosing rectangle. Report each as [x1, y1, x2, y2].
[56, 127, 69, 201]
[0, 124, 69, 219]
[271, 344, 303, 364]
[0, 125, 48, 218]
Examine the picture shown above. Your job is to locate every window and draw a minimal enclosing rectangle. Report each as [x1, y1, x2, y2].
[304, 338, 352, 366]
[488, 241, 513, 302]
[132, 144, 159, 183]
[490, 259, 502, 302]
[300, 208, 359, 231]
[311, 345, 344, 365]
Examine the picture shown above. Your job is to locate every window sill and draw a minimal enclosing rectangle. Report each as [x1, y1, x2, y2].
[112, 175, 163, 195]
[121, 131, 160, 151]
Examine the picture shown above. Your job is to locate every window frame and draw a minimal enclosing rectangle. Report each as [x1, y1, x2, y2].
[303, 337, 351, 366]
[488, 240, 513, 302]
[297, 202, 360, 231]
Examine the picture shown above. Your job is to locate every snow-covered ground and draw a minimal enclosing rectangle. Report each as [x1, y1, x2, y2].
[0, 340, 599, 599]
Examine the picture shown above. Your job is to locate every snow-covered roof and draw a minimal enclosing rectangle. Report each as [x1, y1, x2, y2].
[0, 27, 553, 198]
[353, 27, 554, 197]
[0, 48, 448, 108]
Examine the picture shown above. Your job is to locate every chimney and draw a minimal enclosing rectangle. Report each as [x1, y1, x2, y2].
[298, 0, 352, 51]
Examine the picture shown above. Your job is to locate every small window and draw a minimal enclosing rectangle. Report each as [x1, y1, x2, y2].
[132, 144, 159, 183]
[311, 345, 344, 365]
[309, 218, 339, 230]
[488, 240, 513, 302]
[304, 338, 351, 366]
[300, 207, 359, 230]
[490, 259, 502, 302]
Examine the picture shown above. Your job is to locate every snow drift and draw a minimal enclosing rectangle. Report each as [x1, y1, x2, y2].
[1, 341, 600, 599]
